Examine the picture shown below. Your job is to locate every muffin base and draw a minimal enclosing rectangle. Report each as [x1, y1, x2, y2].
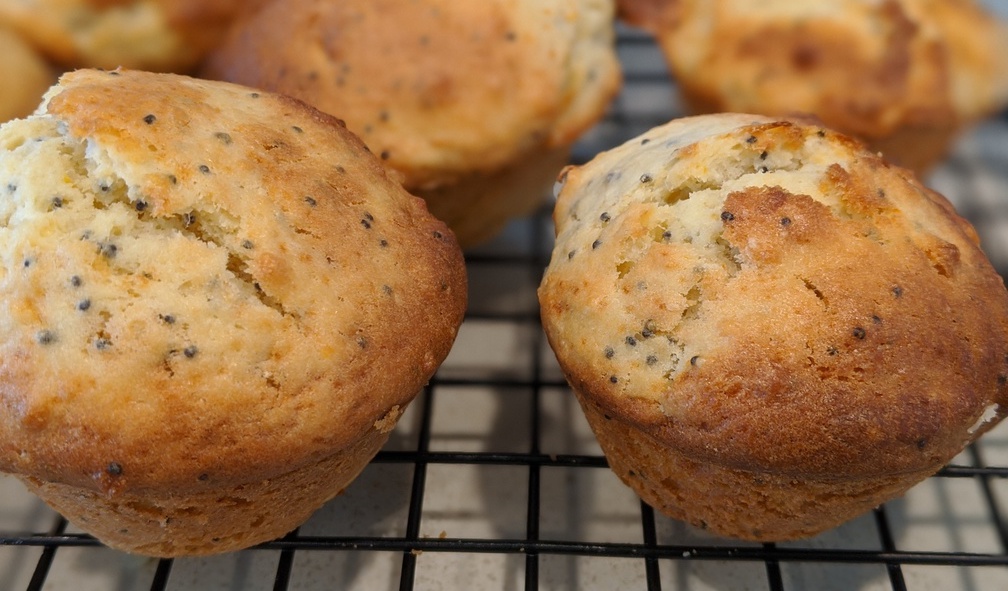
[415, 145, 569, 249]
[18, 425, 391, 557]
[573, 388, 938, 541]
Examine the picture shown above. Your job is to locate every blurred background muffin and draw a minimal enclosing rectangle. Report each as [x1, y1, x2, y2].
[201, 0, 622, 248]
[616, 0, 1008, 174]
[0, 25, 57, 123]
[0, 0, 268, 72]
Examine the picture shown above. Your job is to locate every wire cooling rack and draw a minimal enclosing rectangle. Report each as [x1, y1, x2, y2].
[3, 23, 1008, 591]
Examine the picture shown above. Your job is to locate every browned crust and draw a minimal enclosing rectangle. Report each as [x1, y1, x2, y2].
[19, 419, 389, 556]
[614, 0, 681, 31]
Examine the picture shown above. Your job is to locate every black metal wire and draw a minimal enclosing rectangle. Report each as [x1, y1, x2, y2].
[24, 517, 66, 591]
[873, 506, 908, 591]
[969, 444, 1008, 554]
[271, 530, 299, 591]
[9, 528, 1008, 567]
[397, 382, 437, 591]
[150, 559, 173, 591]
[639, 502, 663, 591]
[525, 214, 548, 591]
[762, 544, 785, 591]
[244, 536, 1007, 568]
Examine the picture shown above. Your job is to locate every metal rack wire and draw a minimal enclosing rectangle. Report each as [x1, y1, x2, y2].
[2, 23, 1008, 591]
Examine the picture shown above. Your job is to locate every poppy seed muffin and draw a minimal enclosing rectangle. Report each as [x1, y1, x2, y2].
[616, 0, 1008, 174]
[0, 69, 467, 556]
[201, 0, 622, 247]
[538, 113, 1008, 540]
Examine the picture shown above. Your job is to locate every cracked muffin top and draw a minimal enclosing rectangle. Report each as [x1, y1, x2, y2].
[0, 69, 466, 494]
[538, 113, 1008, 479]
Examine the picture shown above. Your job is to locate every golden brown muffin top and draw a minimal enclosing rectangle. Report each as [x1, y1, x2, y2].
[0, 69, 466, 495]
[539, 113, 1008, 479]
[201, 0, 622, 192]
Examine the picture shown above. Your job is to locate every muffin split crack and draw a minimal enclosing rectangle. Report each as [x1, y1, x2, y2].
[539, 113, 1008, 541]
[0, 69, 466, 557]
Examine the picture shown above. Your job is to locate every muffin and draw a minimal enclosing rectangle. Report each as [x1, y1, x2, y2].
[538, 113, 1008, 540]
[0, 68, 467, 556]
[201, 0, 622, 247]
[0, 26, 58, 124]
[616, 0, 1008, 174]
[0, 0, 267, 72]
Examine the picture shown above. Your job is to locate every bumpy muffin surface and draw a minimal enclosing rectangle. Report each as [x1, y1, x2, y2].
[0, 69, 466, 554]
[539, 113, 1008, 538]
